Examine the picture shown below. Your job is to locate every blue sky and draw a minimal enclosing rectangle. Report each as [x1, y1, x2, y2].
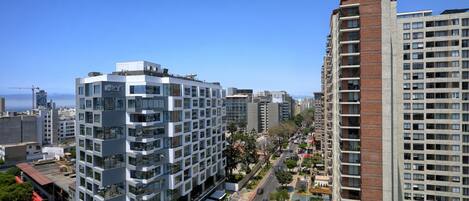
[0, 0, 467, 97]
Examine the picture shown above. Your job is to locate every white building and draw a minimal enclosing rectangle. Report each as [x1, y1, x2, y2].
[75, 61, 226, 201]
[58, 108, 76, 143]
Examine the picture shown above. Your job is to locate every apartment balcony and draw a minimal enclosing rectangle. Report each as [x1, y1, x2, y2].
[340, 153, 361, 165]
[341, 165, 361, 178]
[340, 43, 360, 56]
[340, 31, 360, 45]
[340, 141, 360, 153]
[340, 104, 360, 117]
[340, 56, 361, 69]
[339, 93, 360, 105]
[340, 6, 360, 18]
[129, 141, 161, 155]
[340, 20, 360, 32]
[339, 116, 360, 129]
[341, 177, 361, 191]
[339, 67, 360, 79]
[340, 128, 360, 141]
[341, 189, 361, 201]
[169, 174, 184, 190]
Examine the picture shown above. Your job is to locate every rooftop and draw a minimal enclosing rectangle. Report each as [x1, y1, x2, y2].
[17, 160, 75, 191]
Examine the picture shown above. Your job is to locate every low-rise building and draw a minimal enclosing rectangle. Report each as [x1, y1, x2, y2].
[17, 159, 76, 201]
[0, 142, 42, 164]
[0, 115, 43, 145]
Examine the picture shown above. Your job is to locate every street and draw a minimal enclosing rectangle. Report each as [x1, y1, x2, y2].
[253, 141, 298, 201]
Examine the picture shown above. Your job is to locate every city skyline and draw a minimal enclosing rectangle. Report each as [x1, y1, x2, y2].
[0, 0, 467, 97]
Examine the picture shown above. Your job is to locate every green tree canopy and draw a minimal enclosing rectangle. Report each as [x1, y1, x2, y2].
[275, 170, 293, 186]
[285, 159, 298, 170]
[0, 169, 33, 201]
[269, 189, 289, 201]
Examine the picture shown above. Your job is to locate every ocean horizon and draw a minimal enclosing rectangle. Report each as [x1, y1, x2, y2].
[1, 93, 75, 112]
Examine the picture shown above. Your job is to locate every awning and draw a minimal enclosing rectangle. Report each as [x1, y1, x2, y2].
[16, 163, 53, 186]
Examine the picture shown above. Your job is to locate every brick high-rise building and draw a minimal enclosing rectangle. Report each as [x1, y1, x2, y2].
[322, 0, 401, 200]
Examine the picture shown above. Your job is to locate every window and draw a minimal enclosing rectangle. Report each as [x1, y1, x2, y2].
[463, 40, 469, 48]
[412, 32, 424, 39]
[403, 33, 411, 40]
[463, 29, 469, 37]
[403, 53, 410, 60]
[413, 62, 424, 70]
[464, 50, 469, 58]
[93, 85, 101, 95]
[130, 85, 160, 94]
[403, 63, 410, 70]
[403, 93, 411, 100]
[403, 23, 411, 30]
[412, 52, 424, 60]
[403, 73, 410, 80]
[346, 19, 359, 28]
[403, 43, 410, 50]
[463, 18, 469, 26]
[451, 29, 459, 36]
[412, 42, 424, 49]
[412, 22, 423, 29]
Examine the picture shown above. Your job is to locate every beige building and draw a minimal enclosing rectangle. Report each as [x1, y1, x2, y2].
[398, 9, 469, 201]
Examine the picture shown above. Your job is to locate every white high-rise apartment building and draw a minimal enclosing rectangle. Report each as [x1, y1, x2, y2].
[398, 9, 469, 201]
[75, 61, 226, 201]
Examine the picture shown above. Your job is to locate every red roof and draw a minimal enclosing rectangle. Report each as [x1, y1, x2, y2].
[16, 163, 53, 186]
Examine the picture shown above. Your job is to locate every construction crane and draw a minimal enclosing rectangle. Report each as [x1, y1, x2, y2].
[9, 85, 40, 110]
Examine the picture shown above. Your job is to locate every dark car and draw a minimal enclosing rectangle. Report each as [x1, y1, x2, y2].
[257, 188, 264, 195]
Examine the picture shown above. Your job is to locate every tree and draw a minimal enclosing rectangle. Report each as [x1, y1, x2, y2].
[6, 167, 20, 176]
[241, 130, 259, 173]
[69, 147, 76, 159]
[298, 143, 308, 150]
[293, 114, 304, 127]
[269, 189, 289, 201]
[285, 159, 297, 170]
[311, 153, 323, 166]
[275, 170, 293, 186]
[0, 169, 33, 201]
[225, 132, 244, 176]
[227, 122, 237, 134]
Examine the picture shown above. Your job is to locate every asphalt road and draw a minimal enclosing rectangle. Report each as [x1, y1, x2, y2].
[253, 142, 298, 201]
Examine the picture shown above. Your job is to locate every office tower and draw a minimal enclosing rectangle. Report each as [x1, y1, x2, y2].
[36, 90, 48, 108]
[322, 0, 400, 200]
[0, 97, 5, 114]
[225, 89, 253, 130]
[75, 61, 226, 201]
[398, 9, 469, 201]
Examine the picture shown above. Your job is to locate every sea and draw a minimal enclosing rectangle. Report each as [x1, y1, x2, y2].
[1, 94, 75, 112]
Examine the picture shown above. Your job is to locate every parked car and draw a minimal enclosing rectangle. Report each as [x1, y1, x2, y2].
[257, 188, 264, 195]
